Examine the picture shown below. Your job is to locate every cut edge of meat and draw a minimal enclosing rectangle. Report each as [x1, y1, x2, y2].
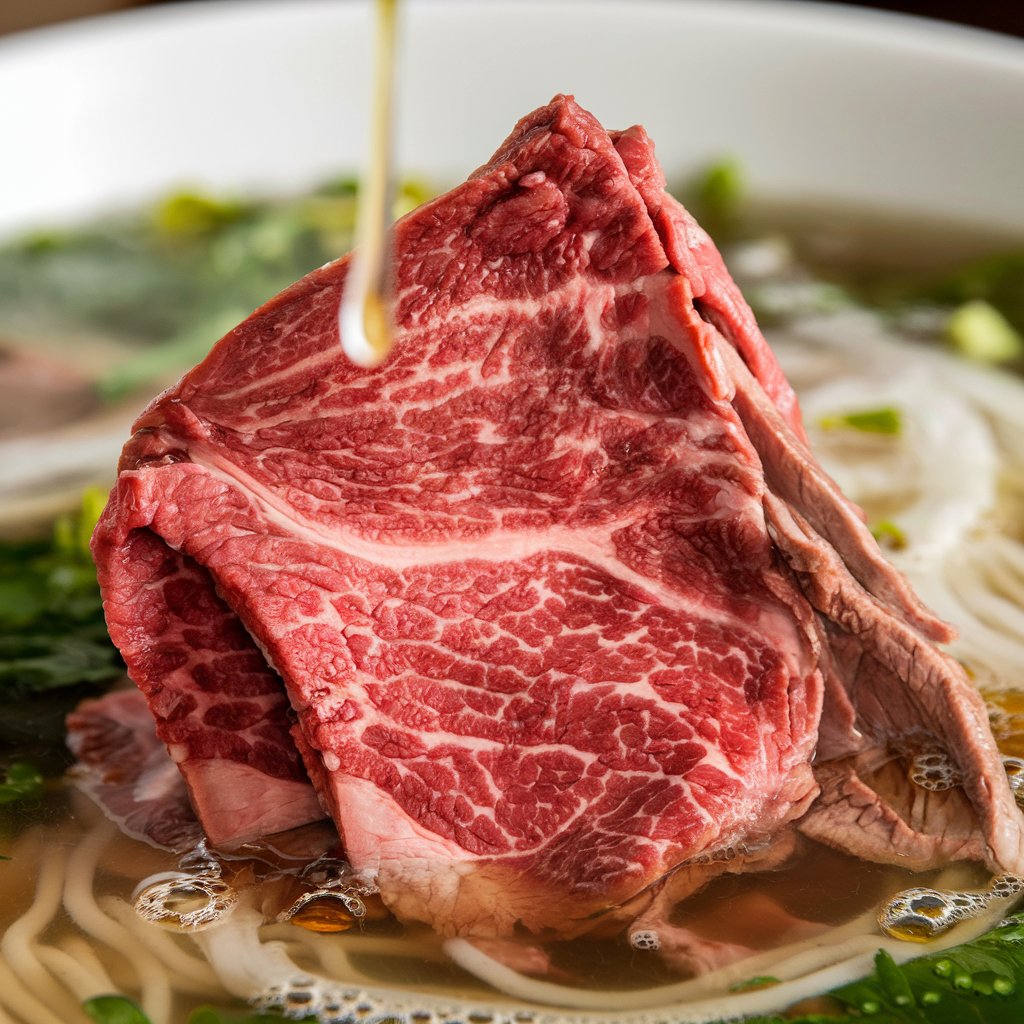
[178, 758, 325, 849]
[91, 505, 326, 848]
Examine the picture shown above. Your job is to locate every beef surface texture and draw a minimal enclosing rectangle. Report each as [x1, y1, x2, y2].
[92, 96, 1024, 938]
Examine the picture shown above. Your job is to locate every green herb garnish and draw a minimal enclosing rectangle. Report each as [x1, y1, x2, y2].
[0, 487, 118, 695]
[0, 489, 121, 771]
[681, 157, 746, 238]
[82, 995, 153, 1024]
[946, 300, 1024, 364]
[819, 406, 903, 436]
[154, 192, 252, 238]
[0, 762, 43, 805]
[870, 520, 908, 551]
[727, 915, 1024, 1022]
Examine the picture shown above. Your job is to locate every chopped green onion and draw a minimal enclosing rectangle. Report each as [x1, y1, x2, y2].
[154, 192, 250, 237]
[394, 178, 435, 218]
[819, 407, 903, 436]
[946, 300, 1024, 364]
[679, 157, 746, 237]
[53, 487, 106, 559]
[871, 520, 907, 551]
[695, 158, 744, 221]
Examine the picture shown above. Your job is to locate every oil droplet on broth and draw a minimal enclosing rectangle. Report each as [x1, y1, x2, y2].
[878, 874, 1024, 943]
[278, 881, 394, 934]
[286, 892, 360, 933]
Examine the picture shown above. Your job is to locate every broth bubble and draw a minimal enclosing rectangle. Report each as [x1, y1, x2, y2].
[908, 750, 961, 791]
[630, 930, 662, 951]
[279, 855, 384, 931]
[133, 869, 237, 931]
[879, 874, 1024, 942]
[281, 889, 366, 932]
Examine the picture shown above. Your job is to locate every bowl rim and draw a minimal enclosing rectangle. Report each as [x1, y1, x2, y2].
[1, 0, 1022, 69]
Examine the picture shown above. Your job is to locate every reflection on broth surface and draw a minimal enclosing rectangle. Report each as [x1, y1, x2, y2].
[2, 176, 1024, 1023]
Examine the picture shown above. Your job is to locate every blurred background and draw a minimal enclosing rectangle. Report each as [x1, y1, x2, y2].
[0, 0, 1022, 40]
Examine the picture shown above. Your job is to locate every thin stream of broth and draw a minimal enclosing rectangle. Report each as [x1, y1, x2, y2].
[338, 0, 398, 368]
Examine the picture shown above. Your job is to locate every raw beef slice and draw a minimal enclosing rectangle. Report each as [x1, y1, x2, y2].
[92, 96, 1024, 937]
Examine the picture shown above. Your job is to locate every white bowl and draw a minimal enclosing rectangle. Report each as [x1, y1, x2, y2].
[1, 0, 1022, 236]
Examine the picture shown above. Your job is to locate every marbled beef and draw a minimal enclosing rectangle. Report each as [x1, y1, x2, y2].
[92, 96, 1024, 938]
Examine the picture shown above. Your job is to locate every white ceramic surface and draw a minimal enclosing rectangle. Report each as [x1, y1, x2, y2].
[0, 0, 1022, 235]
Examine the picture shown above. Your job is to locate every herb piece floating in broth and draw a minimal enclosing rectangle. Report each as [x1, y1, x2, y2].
[946, 299, 1024, 364]
[870, 519, 907, 550]
[819, 405, 903, 435]
[729, 976, 782, 993]
[186, 1009, 299, 1024]
[82, 995, 153, 1024]
[0, 761, 42, 805]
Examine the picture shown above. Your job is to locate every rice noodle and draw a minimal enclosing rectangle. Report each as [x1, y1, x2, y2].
[34, 945, 114, 1004]
[774, 307, 1024, 681]
[0, 946, 75, 1024]
[0, 845, 85, 1022]
[62, 822, 174, 1024]
[100, 897, 224, 995]
[0, 840, 80, 1024]
[57, 935, 118, 993]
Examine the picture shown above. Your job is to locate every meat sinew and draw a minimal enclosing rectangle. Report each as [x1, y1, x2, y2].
[92, 96, 1024, 938]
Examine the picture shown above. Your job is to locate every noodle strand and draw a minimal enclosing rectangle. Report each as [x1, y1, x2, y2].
[63, 823, 173, 1024]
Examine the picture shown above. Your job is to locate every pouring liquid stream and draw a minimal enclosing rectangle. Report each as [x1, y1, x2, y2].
[338, 0, 398, 367]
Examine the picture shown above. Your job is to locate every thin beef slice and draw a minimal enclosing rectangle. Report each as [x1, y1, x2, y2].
[92, 95, 1024, 937]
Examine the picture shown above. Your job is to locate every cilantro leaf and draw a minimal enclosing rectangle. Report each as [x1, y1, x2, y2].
[0, 490, 122, 777]
[0, 488, 120, 698]
[728, 914, 1024, 1023]
[0, 762, 43, 804]
[82, 995, 153, 1024]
